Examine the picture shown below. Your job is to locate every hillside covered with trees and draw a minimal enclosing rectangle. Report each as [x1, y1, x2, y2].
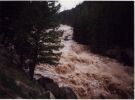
[59, 1, 134, 66]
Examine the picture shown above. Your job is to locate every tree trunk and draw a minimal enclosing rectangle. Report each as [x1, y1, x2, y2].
[29, 61, 36, 80]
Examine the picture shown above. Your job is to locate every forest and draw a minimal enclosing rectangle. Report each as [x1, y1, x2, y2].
[59, 1, 134, 66]
[0, 1, 134, 99]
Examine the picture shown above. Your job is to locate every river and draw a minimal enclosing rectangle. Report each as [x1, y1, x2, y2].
[34, 25, 134, 99]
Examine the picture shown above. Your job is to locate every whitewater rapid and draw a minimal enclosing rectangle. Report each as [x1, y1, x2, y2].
[35, 25, 134, 99]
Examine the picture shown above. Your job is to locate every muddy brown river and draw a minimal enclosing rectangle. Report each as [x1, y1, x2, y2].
[35, 25, 134, 99]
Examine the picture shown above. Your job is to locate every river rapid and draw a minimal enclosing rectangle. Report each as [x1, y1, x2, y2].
[35, 25, 134, 99]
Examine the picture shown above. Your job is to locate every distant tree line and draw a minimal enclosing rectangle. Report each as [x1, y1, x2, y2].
[0, 1, 63, 79]
[59, 1, 134, 66]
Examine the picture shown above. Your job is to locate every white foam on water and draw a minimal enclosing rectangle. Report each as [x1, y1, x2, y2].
[35, 25, 134, 99]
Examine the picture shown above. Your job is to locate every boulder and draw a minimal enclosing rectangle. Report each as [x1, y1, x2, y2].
[59, 87, 77, 99]
[38, 77, 78, 99]
[37, 77, 60, 98]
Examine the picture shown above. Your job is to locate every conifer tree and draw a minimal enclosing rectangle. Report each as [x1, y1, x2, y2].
[17, 1, 62, 79]
[0, 1, 62, 79]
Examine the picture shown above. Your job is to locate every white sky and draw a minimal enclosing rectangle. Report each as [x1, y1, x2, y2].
[58, 0, 84, 12]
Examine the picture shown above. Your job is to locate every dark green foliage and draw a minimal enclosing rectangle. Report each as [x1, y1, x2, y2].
[37, 29, 63, 65]
[0, 2, 26, 45]
[0, 1, 62, 79]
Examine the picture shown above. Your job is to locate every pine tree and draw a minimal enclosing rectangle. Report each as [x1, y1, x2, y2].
[17, 1, 62, 79]
[0, 1, 63, 79]
[37, 29, 63, 65]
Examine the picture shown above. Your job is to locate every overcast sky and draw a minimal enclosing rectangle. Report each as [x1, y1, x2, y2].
[58, 0, 84, 12]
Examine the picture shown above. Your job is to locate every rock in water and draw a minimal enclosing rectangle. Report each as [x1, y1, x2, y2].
[59, 87, 78, 99]
[37, 77, 60, 98]
[38, 77, 77, 99]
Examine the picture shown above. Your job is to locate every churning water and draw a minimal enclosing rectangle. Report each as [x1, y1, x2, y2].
[35, 25, 134, 99]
